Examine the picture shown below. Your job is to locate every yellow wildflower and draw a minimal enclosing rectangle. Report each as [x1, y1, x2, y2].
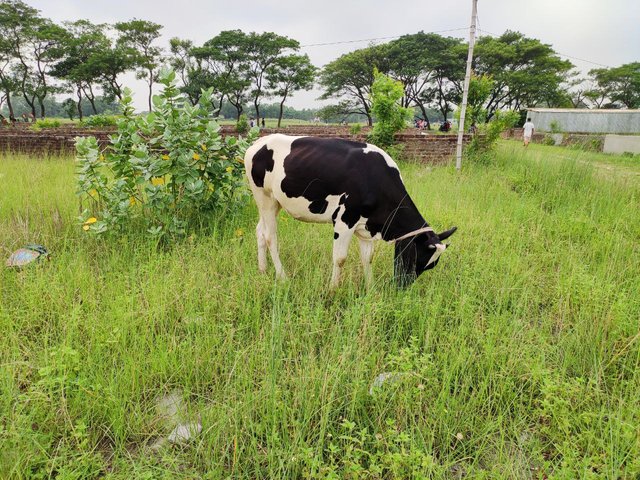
[151, 177, 165, 186]
[99, 154, 105, 161]
[235, 228, 244, 237]
[162, 154, 170, 160]
[88, 189, 98, 198]
[83, 224, 90, 231]
[192, 153, 201, 161]
[129, 196, 137, 206]
[84, 217, 97, 225]
[201, 144, 207, 151]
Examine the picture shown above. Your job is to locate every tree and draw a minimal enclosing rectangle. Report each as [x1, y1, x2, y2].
[243, 31, 299, 121]
[51, 20, 110, 120]
[589, 63, 640, 109]
[267, 54, 315, 127]
[115, 19, 163, 112]
[387, 32, 465, 126]
[192, 30, 252, 116]
[473, 31, 573, 118]
[319, 44, 388, 126]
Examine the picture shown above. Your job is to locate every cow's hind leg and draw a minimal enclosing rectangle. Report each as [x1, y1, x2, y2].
[253, 190, 286, 280]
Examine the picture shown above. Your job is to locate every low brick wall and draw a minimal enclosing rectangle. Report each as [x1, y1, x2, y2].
[0, 124, 471, 165]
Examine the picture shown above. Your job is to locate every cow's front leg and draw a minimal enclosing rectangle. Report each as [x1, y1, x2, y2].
[357, 237, 375, 288]
[331, 225, 354, 289]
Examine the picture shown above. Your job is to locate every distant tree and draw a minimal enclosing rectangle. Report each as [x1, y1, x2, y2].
[61, 97, 75, 120]
[387, 32, 466, 126]
[473, 31, 573, 118]
[319, 44, 388, 126]
[193, 30, 252, 116]
[51, 20, 110, 120]
[115, 19, 163, 112]
[243, 31, 299, 121]
[589, 62, 640, 109]
[267, 54, 315, 127]
[368, 69, 411, 147]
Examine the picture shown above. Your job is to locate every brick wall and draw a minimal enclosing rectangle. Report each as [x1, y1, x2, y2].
[0, 124, 472, 164]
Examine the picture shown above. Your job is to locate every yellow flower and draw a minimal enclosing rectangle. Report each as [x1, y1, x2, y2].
[88, 189, 98, 198]
[83, 224, 90, 231]
[84, 217, 97, 225]
[151, 177, 165, 186]
[235, 228, 244, 237]
[162, 154, 170, 160]
[129, 196, 137, 206]
[192, 153, 201, 161]
[226, 166, 234, 173]
[99, 154, 105, 161]
[201, 144, 207, 151]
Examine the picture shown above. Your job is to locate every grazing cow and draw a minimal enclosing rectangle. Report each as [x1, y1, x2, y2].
[244, 134, 457, 288]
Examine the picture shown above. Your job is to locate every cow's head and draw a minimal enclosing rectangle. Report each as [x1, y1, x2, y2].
[393, 226, 457, 288]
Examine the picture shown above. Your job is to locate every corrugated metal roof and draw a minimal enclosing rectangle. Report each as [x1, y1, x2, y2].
[527, 108, 640, 114]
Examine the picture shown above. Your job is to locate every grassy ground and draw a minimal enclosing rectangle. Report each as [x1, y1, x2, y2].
[0, 142, 639, 478]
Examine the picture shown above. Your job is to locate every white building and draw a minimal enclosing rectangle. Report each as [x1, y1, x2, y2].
[526, 108, 640, 134]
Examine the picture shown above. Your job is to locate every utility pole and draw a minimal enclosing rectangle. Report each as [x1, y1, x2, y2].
[455, 0, 478, 170]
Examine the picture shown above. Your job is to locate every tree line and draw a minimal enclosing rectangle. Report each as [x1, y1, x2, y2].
[1, 0, 638, 126]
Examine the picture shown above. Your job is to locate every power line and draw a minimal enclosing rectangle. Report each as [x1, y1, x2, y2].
[476, 28, 611, 68]
[300, 27, 469, 48]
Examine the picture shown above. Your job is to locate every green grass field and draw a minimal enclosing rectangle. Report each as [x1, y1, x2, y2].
[1, 142, 639, 478]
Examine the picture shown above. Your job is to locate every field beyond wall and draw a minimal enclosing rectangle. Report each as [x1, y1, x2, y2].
[1, 142, 639, 478]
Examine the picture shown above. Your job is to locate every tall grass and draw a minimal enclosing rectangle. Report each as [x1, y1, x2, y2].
[1, 143, 639, 478]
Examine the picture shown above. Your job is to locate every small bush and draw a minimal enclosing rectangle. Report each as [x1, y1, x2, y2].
[549, 120, 563, 133]
[368, 69, 411, 147]
[349, 123, 362, 135]
[76, 69, 259, 241]
[31, 118, 61, 130]
[467, 109, 520, 157]
[83, 114, 118, 128]
[236, 114, 249, 134]
[542, 134, 556, 146]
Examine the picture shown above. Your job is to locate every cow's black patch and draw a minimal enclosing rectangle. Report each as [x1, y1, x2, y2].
[334, 232, 339, 240]
[280, 137, 427, 240]
[331, 208, 340, 223]
[309, 199, 328, 214]
[251, 145, 274, 188]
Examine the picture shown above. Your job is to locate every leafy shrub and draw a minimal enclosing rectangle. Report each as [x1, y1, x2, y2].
[368, 69, 411, 147]
[467, 109, 520, 158]
[542, 134, 557, 146]
[549, 120, 563, 133]
[236, 113, 249, 134]
[31, 118, 61, 130]
[349, 123, 362, 135]
[76, 69, 259, 241]
[83, 114, 118, 127]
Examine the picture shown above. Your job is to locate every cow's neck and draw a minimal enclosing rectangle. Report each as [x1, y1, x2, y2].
[381, 196, 429, 242]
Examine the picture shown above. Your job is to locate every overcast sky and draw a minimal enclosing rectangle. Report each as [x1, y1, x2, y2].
[28, 0, 640, 112]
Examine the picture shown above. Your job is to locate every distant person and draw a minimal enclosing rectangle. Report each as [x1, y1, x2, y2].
[523, 117, 535, 146]
[261, 118, 265, 128]
[22, 113, 29, 122]
[250, 118, 255, 128]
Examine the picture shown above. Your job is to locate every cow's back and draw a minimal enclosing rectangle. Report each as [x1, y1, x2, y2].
[244, 134, 406, 227]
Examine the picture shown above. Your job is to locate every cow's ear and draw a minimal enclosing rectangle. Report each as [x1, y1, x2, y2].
[438, 226, 457, 241]
[394, 238, 417, 288]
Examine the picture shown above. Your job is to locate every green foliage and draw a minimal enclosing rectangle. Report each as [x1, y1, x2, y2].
[236, 113, 249, 134]
[75, 69, 258, 241]
[31, 118, 61, 129]
[589, 62, 640, 108]
[549, 120, 563, 133]
[83, 114, 118, 127]
[349, 123, 362, 135]
[467, 109, 520, 158]
[368, 69, 411, 147]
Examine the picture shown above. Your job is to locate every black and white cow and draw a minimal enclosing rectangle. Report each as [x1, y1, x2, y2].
[244, 134, 457, 288]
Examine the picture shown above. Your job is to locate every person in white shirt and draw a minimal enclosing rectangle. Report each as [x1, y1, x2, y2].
[523, 118, 535, 146]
